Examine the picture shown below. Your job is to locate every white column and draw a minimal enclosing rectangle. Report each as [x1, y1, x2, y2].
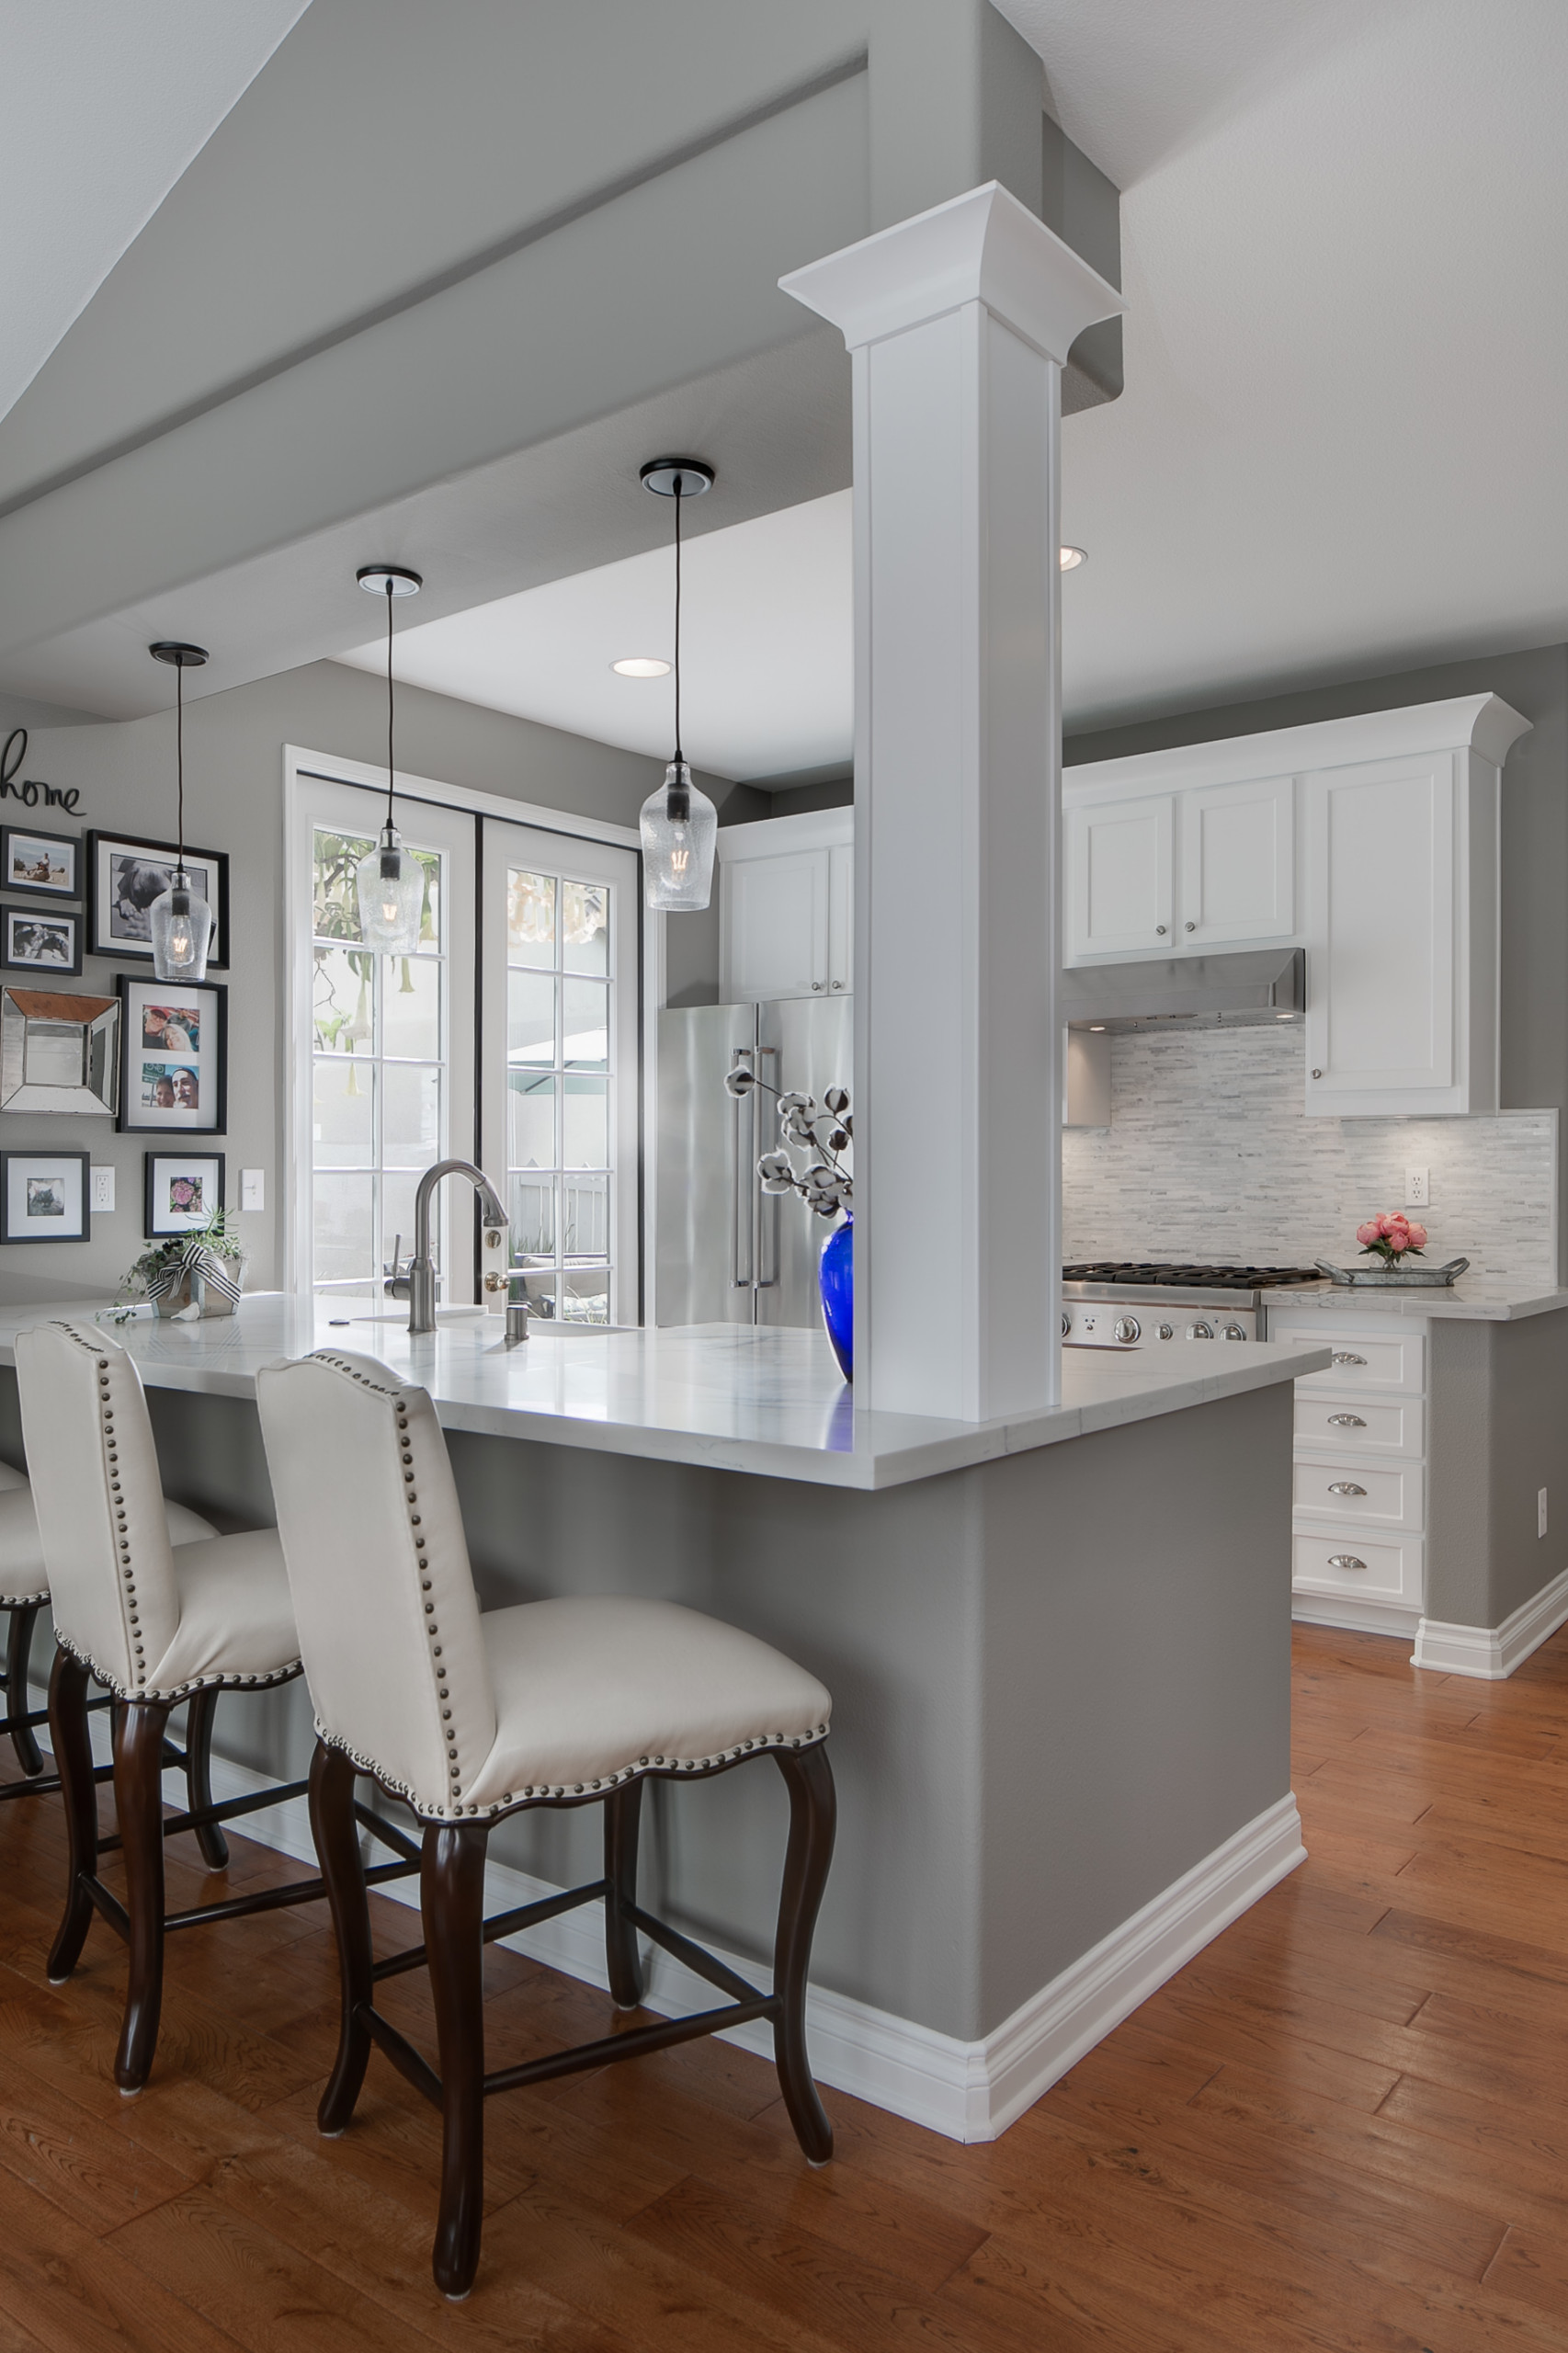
[782, 184, 1124, 1422]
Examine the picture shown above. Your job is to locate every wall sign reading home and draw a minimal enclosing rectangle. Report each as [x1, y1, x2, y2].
[0, 730, 81, 814]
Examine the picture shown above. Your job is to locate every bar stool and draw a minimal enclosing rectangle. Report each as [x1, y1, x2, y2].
[0, 1455, 231, 1851]
[256, 1347, 836, 2302]
[14, 1320, 420, 2096]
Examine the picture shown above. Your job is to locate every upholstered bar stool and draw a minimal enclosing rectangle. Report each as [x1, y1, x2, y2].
[256, 1348, 836, 2302]
[14, 1321, 420, 2095]
[0, 1451, 230, 1842]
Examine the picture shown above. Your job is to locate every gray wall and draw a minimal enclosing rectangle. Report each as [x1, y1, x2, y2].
[3, 661, 748, 1302]
[1066, 642, 1568, 1261]
[1426, 1313, 1568, 1631]
[0, 1365, 1293, 2043]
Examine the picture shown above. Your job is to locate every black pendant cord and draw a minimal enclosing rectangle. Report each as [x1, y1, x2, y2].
[672, 474, 684, 766]
[175, 660, 186, 878]
[385, 583, 396, 835]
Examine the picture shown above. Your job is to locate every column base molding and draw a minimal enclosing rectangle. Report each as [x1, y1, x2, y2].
[1412, 1563, 1568, 1679]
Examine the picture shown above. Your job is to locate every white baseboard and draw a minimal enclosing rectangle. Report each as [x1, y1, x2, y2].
[35, 1689, 1301, 2144]
[1292, 1593, 1421, 1640]
[1412, 1562, 1568, 1680]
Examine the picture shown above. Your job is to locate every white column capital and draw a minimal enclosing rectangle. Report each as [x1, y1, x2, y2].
[779, 179, 1124, 363]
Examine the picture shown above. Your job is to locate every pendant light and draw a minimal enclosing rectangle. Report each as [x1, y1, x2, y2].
[354, 563, 426, 955]
[147, 641, 215, 982]
[638, 458, 717, 911]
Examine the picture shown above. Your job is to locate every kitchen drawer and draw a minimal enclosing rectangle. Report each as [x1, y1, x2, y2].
[1270, 1322, 1425, 1395]
[1294, 1393, 1424, 1458]
[1293, 1527, 1423, 1607]
[1292, 1455, 1423, 1531]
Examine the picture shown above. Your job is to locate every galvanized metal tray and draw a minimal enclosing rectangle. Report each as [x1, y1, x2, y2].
[1314, 1256, 1470, 1288]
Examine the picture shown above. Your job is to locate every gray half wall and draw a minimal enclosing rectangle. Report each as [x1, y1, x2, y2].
[1426, 1311, 1568, 1631]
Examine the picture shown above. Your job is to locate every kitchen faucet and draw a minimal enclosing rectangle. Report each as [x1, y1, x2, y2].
[406, 1159, 509, 1335]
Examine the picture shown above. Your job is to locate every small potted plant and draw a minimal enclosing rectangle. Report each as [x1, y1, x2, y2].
[120, 1205, 247, 1321]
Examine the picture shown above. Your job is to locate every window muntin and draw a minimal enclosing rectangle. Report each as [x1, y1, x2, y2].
[505, 865, 616, 1322]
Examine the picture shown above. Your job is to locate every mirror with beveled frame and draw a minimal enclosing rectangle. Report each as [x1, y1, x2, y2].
[0, 987, 119, 1115]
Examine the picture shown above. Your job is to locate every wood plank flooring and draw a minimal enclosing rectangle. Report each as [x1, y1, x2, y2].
[1, 1621, 1567, 2347]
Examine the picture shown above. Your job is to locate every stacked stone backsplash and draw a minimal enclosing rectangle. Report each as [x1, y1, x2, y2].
[1062, 1026, 1557, 1284]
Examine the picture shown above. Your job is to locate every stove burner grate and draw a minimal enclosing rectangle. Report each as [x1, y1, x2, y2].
[1063, 1262, 1324, 1290]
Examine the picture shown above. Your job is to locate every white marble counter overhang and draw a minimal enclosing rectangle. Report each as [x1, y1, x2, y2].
[1260, 1279, 1568, 1323]
[0, 1296, 1329, 1492]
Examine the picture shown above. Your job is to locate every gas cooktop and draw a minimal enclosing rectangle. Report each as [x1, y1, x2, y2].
[1064, 1262, 1324, 1291]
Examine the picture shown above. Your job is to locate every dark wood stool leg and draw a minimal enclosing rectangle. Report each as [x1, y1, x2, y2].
[771, 1742, 836, 2164]
[114, 1699, 172, 2095]
[46, 1648, 98, 1984]
[423, 1820, 489, 2301]
[603, 1779, 645, 2010]
[310, 1740, 373, 2135]
[183, 1686, 230, 1871]
[5, 1603, 43, 1778]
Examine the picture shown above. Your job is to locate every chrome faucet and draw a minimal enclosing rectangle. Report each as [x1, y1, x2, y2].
[407, 1159, 509, 1335]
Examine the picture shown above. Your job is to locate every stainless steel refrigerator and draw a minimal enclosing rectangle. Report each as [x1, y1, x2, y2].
[656, 996, 852, 1326]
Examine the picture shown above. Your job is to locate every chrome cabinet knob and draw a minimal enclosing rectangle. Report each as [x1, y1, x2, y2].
[1312, 1068, 1324, 1079]
[1155, 924, 1167, 935]
[1221, 1323, 1247, 1340]
[1157, 1322, 1174, 1339]
[812, 980, 824, 991]
[1187, 1320, 1213, 1339]
[1332, 1351, 1367, 1365]
[1062, 1312, 1071, 1337]
[1185, 921, 1196, 932]
[1327, 1413, 1367, 1427]
[831, 979, 845, 990]
[1327, 1481, 1367, 1497]
[1113, 1315, 1140, 1344]
[1327, 1553, 1367, 1571]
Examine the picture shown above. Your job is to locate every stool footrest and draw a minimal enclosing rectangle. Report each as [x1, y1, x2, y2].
[483, 1995, 777, 2097]
[156, 1776, 312, 1842]
[370, 1874, 608, 1984]
[626, 1902, 766, 2007]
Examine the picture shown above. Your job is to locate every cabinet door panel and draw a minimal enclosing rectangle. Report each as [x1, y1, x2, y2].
[1179, 776, 1293, 944]
[827, 843, 853, 995]
[1066, 795, 1173, 960]
[1304, 756, 1455, 1108]
[721, 849, 830, 1002]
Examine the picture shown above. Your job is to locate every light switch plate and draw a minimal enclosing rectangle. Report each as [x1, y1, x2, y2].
[90, 1166, 115, 1213]
[240, 1168, 265, 1212]
[1405, 1167, 1429, 1207]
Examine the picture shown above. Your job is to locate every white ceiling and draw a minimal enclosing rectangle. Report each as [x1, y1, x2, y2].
[0, 0, 309, 426]
[337, 494, 854, 784]
[344, 0, 1568, 756]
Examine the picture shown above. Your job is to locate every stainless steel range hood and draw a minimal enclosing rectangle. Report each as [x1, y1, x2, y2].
[1061, 947, 1305, 1033]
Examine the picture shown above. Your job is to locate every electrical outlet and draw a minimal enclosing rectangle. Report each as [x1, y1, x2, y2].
[1540, 1488, 1550, 1540]
[240, 1168, 265, 1212]
[1406, 1167, 1429, 1207]
[89, 1166, 115, 1213]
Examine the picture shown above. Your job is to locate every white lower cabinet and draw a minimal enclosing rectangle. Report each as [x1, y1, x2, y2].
[1272, 1311, 1429, 1632]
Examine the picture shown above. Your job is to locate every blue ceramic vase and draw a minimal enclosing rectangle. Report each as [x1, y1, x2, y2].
[819, 1213, 852, 1382]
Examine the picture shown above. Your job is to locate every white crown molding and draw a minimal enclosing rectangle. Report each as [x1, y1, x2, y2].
[1065, 694, 1532, 802]
[780, 179, 1124, 364]
[1412, 1562, 1568, 1678]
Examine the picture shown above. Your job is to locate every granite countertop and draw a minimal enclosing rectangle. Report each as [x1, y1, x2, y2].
[1260, 1279, 1568, 1323]
[0, 1294, 1328, 1493]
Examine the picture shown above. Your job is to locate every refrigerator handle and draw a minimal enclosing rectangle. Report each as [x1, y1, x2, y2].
[756, 1044, 780, 1287]
[730, 1048, 755, 1289]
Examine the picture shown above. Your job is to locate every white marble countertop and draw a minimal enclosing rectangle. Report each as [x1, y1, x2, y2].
[1260, 1279, 1568, 1323]
[0, 1294, 1328, 1492]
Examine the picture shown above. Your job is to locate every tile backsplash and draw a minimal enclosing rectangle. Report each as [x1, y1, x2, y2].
[1062, 1027, 1557, 1283]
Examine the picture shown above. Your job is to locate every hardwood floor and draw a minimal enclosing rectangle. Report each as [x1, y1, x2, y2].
[1, 1622, 1567, 2347]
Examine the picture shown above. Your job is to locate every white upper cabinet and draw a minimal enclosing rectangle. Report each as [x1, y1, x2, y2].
[1178, 775, 1294, 946]
[1066, 796, 1173, 958]
[718, 809, 852, 1002]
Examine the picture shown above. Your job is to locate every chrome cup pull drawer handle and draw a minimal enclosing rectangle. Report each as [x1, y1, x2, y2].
[1326, 1553, 1367, 1572]
[1326, 1413, 1367, 1427]
[1332, 1352, 1367, 1366]
[1327, 1481, 1367, 1497]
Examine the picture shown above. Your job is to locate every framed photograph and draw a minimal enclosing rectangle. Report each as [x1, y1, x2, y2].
[1, 905, 82, 975]
[0, 986, 119, 1114]
[0, 825, 79, 901]
[0, 1151, 89, 1243]
[87, 832, 229, 968]
[143, 1151, 225, 1238]
[115, 976, 226, 1134]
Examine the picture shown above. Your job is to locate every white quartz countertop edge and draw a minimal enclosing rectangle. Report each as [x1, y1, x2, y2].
[1262, 1282, 1568, 1323]
[0, 1299, 1330, 1491]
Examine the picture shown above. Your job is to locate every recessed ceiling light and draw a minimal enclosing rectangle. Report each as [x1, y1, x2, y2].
[1088, 1024, 1107, 1032]
[1059, 546, 1086, 572]
[611, 655, 671, 678]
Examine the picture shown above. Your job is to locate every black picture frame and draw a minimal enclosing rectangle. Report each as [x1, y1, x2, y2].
[115, 975, 227, 1135]
[87, 831, 229, 969]
[0, 904, 83, 975]
[0, 1150, 90, 1243]
[143, 1150, 226, 1239]
[0, 824, 80, 901]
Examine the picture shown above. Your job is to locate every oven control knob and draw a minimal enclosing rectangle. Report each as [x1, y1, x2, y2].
[1187, 1320, 1214, 1340]
[1062, 1313, 1070, 1338]
[1157, 1322, 1174, 1340]
[1222, 1323, 1247, 1341]
[1113, 1316, 1140, 1344]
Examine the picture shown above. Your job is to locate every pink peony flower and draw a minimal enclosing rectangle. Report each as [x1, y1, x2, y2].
[1386, 1229, 1410, 1252]
[1406, 1221, 1427, 1248]
[1356, 1220, 1381, 1246]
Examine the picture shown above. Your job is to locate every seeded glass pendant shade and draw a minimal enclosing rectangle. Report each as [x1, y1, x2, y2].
[147, 642, 215, 983]
[638, 458, 717, 912]
[354, 564, 425, 957]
